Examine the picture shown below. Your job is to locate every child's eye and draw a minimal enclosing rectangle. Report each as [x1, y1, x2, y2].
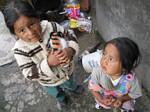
[109, 57, 113, 62]
[19, 28, 25, 33]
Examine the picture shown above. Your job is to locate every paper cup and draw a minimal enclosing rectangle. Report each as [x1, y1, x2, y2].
[82, 50, 102, 73]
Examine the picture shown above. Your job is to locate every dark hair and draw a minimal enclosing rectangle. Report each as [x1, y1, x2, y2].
[3, 0, 39, 34]
[32, 0, 65, 23]
[103, 37, 141, 73]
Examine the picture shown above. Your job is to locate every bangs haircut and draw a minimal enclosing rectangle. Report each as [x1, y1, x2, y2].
[103, 37, 141, 73]
[3, 0, 39, 34]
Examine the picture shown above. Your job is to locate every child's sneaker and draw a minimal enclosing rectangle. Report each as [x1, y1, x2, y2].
[95, 103, 103, 109]
[120, 108, 134, 112]
[95, 102, 111, 110]
[56, 97, 68, 110]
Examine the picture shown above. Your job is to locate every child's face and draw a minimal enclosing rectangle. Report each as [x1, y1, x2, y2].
[100, 43, 122, 79]
[14, 15, 41, 43]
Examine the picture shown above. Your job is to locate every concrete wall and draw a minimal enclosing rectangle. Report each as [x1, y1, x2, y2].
[0, 11, 16, 66]
[96, 0, 150, 92]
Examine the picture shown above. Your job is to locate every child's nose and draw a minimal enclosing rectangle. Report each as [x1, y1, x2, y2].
[26, 28, 33, 36]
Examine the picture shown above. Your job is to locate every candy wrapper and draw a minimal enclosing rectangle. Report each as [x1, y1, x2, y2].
[65, 0, 80, 19]
[77, 17, 92, 32]
[63, 0, 92, 32]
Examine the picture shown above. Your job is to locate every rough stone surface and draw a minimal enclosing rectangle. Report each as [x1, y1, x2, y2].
[0, 11, 16, 66]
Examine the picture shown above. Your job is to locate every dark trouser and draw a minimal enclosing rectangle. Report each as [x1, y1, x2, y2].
[44, 78, 77, 102]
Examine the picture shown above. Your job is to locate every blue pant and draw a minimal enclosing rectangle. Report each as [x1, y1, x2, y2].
[44, 78, 77, 102]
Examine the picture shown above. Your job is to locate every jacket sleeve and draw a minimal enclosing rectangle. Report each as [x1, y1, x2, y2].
[13, 48, 54, 81]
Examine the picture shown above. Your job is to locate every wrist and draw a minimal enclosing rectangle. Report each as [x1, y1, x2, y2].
[68, 41, 79, 55]
[117, 94, 131, 103]
[47, 58, 55, 67]
[68, 47, 75, 60]
[68, 47, 75, 55]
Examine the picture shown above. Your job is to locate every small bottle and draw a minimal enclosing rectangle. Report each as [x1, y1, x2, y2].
[50, 32, 69, 67]
[77, 17, 92, 32]
[50, 32, 68, 51]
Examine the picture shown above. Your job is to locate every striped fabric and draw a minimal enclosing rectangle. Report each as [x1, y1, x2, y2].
[12, 20, 79, 86]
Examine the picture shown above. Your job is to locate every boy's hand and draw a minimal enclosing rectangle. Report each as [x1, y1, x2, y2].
[47, 51, 61, 66]
[54, 48, 75, 65]
[62, 47, 75, 60]
[54, 50, 69, 64]
[50, 33, 61, 50]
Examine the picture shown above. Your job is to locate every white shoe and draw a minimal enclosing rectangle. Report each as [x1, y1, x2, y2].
[95, 102, 111, 110]
[95, 103, 101, 109]
[56, 101, 62, 110]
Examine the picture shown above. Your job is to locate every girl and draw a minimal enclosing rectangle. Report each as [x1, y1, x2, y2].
[3, 0, 83, 110]
[88, 37, 142, 111]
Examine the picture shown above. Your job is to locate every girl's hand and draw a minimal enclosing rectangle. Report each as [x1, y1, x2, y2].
[102, 95, 116, 106]
[47, 51, 60, 66]
[112, 98, 123, 108]
[112, 94, 132, 108]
